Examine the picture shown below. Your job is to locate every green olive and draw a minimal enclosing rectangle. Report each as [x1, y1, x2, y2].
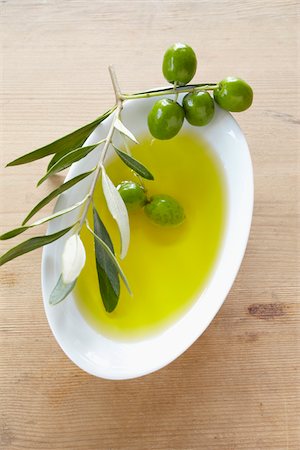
[144, 194, 185, 226]
[148, 98, 185, 140]
[214, 77, 253, 112]
[162, 43, 197, 85]
[183, 91, 215, 126]
[117, 181, 147, 211]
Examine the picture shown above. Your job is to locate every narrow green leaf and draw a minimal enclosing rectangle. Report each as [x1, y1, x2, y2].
[96, 265, 119, 313]
[86, 219, 131, 295]
[22, 169, 95, 225]
[7, 107, 115, 167]
[49, 274, 76, 305]
[0, 197, 88, 241]
[46, 107, 114, 170]
[37, 142, 102, 186]
[113, 145, 154, 180]
[0, 226, 31, 240]
[0, 225, 75, 267]
[92, 208, 120, 313]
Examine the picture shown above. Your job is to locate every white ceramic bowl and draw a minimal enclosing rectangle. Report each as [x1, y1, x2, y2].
[42, 94, 253, 380]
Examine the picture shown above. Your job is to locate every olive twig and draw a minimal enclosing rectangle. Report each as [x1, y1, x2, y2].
[108, 66, 146, 189]
[78, 67, 124, 230]
[120, 83, 218, 101]
[78, 104, 121, 230]
[108, 65, 123, 106]
[173, 81, 179, 103]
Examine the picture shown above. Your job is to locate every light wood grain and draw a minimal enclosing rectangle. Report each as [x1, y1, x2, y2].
[0, 1, 299, 449]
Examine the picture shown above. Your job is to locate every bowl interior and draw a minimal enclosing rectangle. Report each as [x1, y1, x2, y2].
[42, 94, 253, 379]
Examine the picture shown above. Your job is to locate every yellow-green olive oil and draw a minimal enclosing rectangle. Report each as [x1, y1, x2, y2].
[75, 132, 226, 340]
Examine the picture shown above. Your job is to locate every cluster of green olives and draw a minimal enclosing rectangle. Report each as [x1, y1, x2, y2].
[117, 181, 185, 227]
[117, 44, 253, 224]
[148, 43, 253, 140]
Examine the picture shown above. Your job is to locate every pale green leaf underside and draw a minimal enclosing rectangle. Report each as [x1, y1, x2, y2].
[114, 118, 138, 144]
[0, 197, 88, 240]
[101, 167, 130, 259]
[49, 274, 76, 305]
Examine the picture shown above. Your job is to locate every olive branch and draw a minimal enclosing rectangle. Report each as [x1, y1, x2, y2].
[0, 67, 218, 311]
[0, 42, 253, 313]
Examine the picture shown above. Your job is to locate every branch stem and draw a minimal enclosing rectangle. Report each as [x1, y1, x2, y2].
[78, 67, 127, 229]
[109, 65, 122, 104]
[78, 105, 121, 229]
[173, 81, 179, 103]
[120, 83, 218, 101]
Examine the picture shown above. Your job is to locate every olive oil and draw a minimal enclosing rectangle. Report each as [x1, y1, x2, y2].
[75, 132, 226, 340]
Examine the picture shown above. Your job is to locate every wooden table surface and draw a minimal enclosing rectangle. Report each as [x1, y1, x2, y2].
[1, 1, 299, 449]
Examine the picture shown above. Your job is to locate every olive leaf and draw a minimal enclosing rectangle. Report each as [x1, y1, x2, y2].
[101, 166, 130, 259]
[61, 233, 86, 284]
[49, 274, 76, 305]
[0, 224, 75, 266]
[7, 107, 115, 167]
[91, 208, 119, 312]
[113, 145, 154, 180]
[0, 196, 88, 240]
[37, 142, 103, 186]
[46, 107, 114, 170]
[86, 217, 131, 295]
[22, 169, 95, 225]
[95, 263, 118, 313]
[0, 226, 31, 241]
[114, 118, 138, 144]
